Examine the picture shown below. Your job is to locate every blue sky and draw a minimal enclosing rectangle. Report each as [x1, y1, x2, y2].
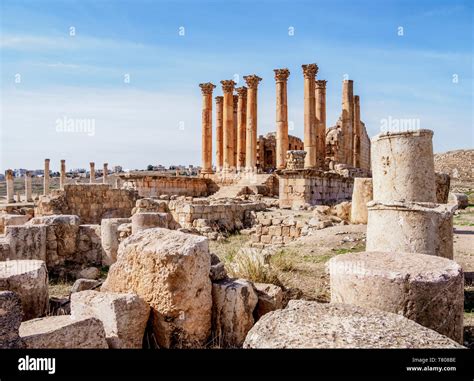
[1, 0, 472, 171]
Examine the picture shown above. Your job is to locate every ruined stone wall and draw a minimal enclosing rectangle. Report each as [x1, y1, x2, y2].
[277, 169, 353, 209]
[326, 120, 371, 171]
[167, 199, 266, 231]
[359, 122, 371, 171]
[35, 184, 138, 224]
[257, 132, 304, 171]
[122, 174, 217, 197]
[0, 216, 102, 273]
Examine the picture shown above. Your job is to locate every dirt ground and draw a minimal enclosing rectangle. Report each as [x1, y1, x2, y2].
[210, 205, 474, 345]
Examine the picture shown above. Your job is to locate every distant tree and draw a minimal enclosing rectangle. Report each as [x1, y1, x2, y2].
[147, 165, 154, 171]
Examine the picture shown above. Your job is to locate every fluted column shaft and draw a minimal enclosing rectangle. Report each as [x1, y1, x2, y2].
[25, 171, 33, 202]
[199, 82, 216, 174]
[221, 80, 236, 172]
[342, 79, 354, 165]
[103, 163, 109, 183]
[215, 96, 224, 172]
[6, 170, 14, 203]
[244, 75, 262, 172]
[236, 87, 247, 171]
[90, 162, 95, 183]
[274, 69, 290, 169]
[353, 95, 361, 167]
[60, 159, 66, 190]
[302, 64, 318, 168]
[315, 80, 327, 169]
[43, 159, 50, 195]
[232, 94, 238, 168]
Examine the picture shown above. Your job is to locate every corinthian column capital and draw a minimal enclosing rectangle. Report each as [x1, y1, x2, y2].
[220, 80, 236, 93]
[302, 63, 319, 79]
[315, 79, 327, 89]
[236, 86, 248, 98]
[199, 82, 216, 95]
[243, 75, 262, 89]
[274, 68, 290, 82]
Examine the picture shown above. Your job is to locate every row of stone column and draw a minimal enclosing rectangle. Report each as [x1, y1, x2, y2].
[200, 75, 262, 173]
[4, 160, 110, 203]
[200, 65, 332, 173]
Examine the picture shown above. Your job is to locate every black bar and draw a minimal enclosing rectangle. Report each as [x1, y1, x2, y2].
[0, 349, 472, 380]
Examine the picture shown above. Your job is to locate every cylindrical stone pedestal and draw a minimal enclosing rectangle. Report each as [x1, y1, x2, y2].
[329, 251, 464, 343]
[350, 178, 373, 224]
[0, 260, 48, 320]
[101, 218, 131, 266]
[131, 212, 169, 234]
[371, 129, 436, 203]
[366, 201, 455, 259]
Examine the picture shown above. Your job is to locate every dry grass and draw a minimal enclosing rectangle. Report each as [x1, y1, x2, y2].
[226, 249, 280, 284]
[48, 279, 74, 298]
[209, 235, 300, 286]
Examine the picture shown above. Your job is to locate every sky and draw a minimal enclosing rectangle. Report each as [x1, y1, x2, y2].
[0, 0, 473, 172]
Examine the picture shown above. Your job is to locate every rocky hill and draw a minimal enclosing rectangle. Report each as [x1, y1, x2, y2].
[434, 149, 474, 192]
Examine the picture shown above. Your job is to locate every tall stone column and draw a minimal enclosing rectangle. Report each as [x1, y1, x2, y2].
[244, 75, 262, 172]
[25, 171, 33, 202]
[90, 162, 95, 183]
[199, 82, 216, 174]
[221, 80, 236, 172]
[342, 79, 354, 165]
[274, 68, 290, 169]
[352, 95, 361, 168]
[5, 169, 14, 203]
[43, 159, 50, 196]
[315, 80, 327, 169]
[103, 163, 109, 183]
[215, 96, 224, 172]
[236, 87, 247, 172]
[302, 64, 318, 169]
[60, 159, 66, 190]
[233, 94, 238, 168]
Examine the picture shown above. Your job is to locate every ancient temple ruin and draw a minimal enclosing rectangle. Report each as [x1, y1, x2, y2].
[200, 64, 371, 176]
[0, 61, 470, 352]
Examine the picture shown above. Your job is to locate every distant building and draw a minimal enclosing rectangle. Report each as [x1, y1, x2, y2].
[13, 168, 28, 177]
